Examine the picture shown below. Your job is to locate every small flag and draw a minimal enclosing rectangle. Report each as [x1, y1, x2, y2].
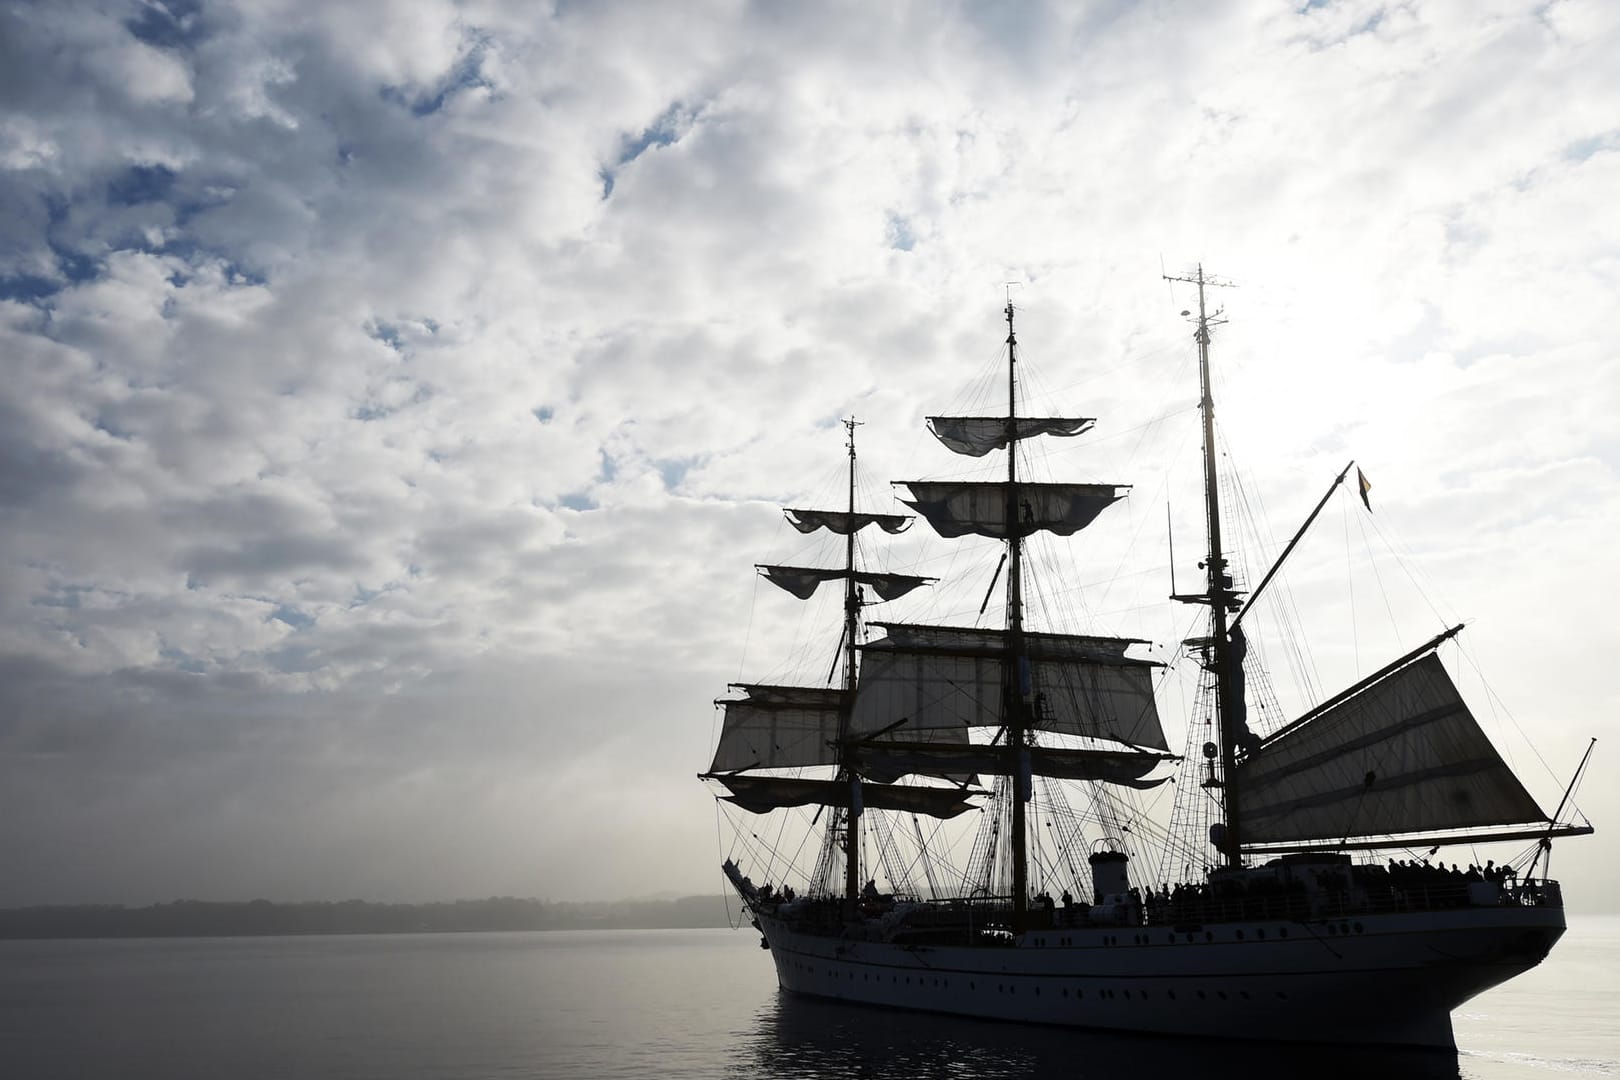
[1357, 467, 1373, 511]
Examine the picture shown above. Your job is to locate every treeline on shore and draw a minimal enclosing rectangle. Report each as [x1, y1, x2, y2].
[0, 894, 740, 939]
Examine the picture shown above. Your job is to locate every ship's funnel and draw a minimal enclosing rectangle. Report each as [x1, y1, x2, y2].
[1088, 849, 1130, 901]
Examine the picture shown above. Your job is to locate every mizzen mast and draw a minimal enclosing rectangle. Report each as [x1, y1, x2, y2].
[1164, 264, 1245, 869]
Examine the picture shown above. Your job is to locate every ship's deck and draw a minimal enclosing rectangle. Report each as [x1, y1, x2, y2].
[758, 877, 1562, 941]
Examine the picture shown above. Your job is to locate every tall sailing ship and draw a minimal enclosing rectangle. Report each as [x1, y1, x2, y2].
[699, 269, 1594, 1048]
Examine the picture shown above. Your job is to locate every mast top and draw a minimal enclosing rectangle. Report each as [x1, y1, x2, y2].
[1163, 265, 1233, 342]
[1162, 263, 1236, 290]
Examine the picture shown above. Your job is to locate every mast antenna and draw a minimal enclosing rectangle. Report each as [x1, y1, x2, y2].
[1167, 501, 1176, 597]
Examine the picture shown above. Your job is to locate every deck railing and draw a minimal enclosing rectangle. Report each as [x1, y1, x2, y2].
[766, 878, 1561, 935]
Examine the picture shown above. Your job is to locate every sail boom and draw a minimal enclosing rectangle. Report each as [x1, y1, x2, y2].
[1241, 823, 1595, 855]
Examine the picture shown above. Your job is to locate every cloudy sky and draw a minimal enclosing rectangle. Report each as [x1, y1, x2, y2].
[1, 0, 1616, 910]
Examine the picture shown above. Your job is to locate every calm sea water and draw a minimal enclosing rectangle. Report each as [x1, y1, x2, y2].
[1, 917, 1615, 1079]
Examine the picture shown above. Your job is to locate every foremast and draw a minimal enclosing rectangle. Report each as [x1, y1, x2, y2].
[701, 421, 939, 902]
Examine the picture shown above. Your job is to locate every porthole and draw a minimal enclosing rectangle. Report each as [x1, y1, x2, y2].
[1218, 991, 1228, 1000]
[1236, 930, 1244, 940]
[1257, 929, 1266, 940]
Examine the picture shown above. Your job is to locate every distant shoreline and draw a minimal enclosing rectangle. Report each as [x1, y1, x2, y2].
[0, 895, 740, 939]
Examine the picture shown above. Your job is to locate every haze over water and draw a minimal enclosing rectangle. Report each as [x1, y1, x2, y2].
[2, 916, 1614, 1079]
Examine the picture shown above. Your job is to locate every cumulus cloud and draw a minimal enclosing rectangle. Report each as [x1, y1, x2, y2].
[0, 0, 1615, 907]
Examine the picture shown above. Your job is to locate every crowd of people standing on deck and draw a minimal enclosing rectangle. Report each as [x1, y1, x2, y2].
[1037, 856, 1526, 927]
[1385, 857, 1516, 890]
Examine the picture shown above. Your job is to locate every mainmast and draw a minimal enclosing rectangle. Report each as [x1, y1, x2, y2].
[1003, 300, 1031, 931]
[1165, 265, 1243, 869]
[841, 417, 864, 907]
[893, 301, 1149, 925]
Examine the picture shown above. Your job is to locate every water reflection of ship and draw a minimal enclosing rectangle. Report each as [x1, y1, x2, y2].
[731, 992, 1464, 1080]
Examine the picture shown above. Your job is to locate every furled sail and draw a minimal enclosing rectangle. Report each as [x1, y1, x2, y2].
[927, 416, 1096, 457]
[1233, 652, 1549, 846]
[853, 741, 1168, 786]
[756, 565, 934, 602]
[784, 509, 912, 535]
[707, 685, 844, 773]
[899, 482, 1125, 539]
[850, 623, 1169, 751]
[713, 775, 983, 819]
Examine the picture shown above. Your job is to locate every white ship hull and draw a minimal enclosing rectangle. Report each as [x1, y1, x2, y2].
[749, 899, 1565, 1048]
